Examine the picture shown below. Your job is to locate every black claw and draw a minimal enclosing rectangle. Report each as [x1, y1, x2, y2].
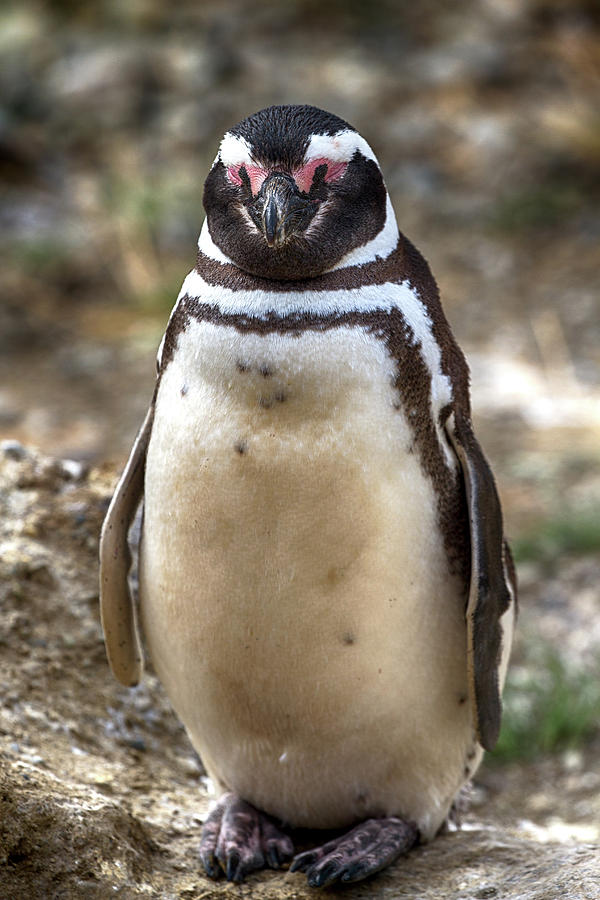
[262, 820, 294, 865]
[226, 850, 241, 882]
[261, 817, 293, 869]
[266, 845, 280, 868]
[308, 860, 342, 889]
[201, 855, 221, 880]
[290, 853, 313, 873]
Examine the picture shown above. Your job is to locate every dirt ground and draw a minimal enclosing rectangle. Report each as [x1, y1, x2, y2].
[0, 445, 598, 900]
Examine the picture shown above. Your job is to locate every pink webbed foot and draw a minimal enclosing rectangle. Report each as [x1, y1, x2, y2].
[290, 816, 419, 888]
[199, 792, 294, 882]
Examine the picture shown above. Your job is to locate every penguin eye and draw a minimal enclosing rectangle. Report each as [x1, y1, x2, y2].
[226, 164, 245, 186]
[293, 158, 348, 194]
[226, 164, 268, 196]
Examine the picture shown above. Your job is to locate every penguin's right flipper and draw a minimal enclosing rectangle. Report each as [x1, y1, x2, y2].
[99, 402, 154, 686]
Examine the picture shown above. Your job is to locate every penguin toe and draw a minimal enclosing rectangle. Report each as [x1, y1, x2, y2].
[199, 798, 225, 879]
[199, 792, 293, 882]
[291, 816, 419, 887]
[262, 816, 294, 869]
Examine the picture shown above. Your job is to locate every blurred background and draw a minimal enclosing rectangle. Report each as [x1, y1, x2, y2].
[1, 0, 599, 765]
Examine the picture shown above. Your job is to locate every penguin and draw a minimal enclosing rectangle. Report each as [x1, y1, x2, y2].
[100, 104, 516, 888]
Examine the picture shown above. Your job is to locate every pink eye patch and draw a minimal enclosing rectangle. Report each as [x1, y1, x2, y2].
[227, 164, 269, 195]
[293, 158, 348, 193]
[227, 158, 348, 196]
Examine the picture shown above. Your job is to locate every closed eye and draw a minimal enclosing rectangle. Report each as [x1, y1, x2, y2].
[293, 158, 348, 194]
[226, 164, 269, 195]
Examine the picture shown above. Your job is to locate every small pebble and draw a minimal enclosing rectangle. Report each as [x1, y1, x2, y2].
[1, 440, 27, 460]
[61, 459, 88, 480]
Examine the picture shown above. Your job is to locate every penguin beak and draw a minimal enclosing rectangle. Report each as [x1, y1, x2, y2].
[250, 173, 318, 248]
[263, 194, 280, 247]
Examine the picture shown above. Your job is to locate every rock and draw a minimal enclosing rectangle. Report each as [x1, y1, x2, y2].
[1, 439, 27, 460]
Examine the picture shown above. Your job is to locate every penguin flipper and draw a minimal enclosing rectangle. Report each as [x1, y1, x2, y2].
[446, 410, 513, 751]
[99, 403, 154, 686]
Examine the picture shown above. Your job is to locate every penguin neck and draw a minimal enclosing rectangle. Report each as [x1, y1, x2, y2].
[326, 193, 400, 271]
[196, 192, 400, 289]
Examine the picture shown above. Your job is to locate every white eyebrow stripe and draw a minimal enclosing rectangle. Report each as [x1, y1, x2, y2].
[219, 128, 379, 169]
[218, 132, 254, 167]
[304, 130, 379, 165]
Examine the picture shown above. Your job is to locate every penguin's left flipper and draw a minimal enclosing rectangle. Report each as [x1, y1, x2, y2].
[200, 793, 294, 882]
[446, 410, 514, 752]
[99, 403, 154, 687]
[290, 817, 419, 888]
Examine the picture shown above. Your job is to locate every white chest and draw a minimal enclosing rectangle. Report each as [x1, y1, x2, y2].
[140, 317, 474, 837]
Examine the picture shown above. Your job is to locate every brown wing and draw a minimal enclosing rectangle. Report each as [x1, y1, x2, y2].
[447, 410, 514, 751]
[99, 403, 154, 686]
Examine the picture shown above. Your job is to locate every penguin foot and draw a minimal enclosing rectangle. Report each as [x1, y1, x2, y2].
[290, 816, 419, 887]
[199, 792, 294, 882]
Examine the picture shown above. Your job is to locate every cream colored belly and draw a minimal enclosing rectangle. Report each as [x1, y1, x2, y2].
[140, 321, 478, 838]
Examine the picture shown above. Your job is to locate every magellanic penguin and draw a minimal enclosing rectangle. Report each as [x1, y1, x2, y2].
[100, 104, 517, 888]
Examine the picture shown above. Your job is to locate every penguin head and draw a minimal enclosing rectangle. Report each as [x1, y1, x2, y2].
[203, 105, 389, 280]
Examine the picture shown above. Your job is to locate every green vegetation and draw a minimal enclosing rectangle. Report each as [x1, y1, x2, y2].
[490, 184, 587, 233]
[8, 238, 76, 276]
[492, 649, 600, 763]
[512, 511, 600, 565]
